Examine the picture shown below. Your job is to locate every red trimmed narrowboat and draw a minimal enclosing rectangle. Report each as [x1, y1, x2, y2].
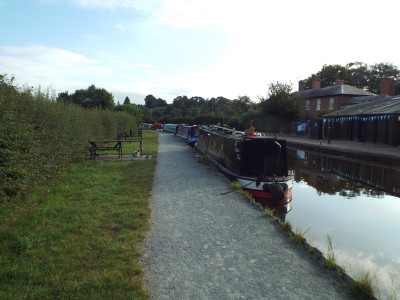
[195, 126, 293, 203]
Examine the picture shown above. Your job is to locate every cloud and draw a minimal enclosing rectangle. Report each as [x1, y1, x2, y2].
[309, 240, 400, 298]
[2, 45, 94, 65]
[68, 0, 160, 11]
[0, 44, 171, 103]
[0, 44, 111, 90]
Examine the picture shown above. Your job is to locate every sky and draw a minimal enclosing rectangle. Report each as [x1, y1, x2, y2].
[1, 0, 400, 105]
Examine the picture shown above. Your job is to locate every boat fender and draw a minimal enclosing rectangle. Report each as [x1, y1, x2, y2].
[270, 183, 284, 200]
[262, 184, 271, 192]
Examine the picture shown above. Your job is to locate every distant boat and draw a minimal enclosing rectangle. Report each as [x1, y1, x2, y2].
[163, 124, 179, 133]
[195, 126, 293, 203]
[139, 123, 154, 130]
[177, 125, 200, 146]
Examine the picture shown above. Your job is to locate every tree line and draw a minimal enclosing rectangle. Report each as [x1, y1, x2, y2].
[53, 62, 400, 131]
[303, 62, 400, 94]
[130, 61, 400, 130]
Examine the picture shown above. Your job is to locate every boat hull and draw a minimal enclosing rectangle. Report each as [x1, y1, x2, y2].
[196, 127, 293, 202]
[238, 178, 292, 204]
[177, 125, 200, 146]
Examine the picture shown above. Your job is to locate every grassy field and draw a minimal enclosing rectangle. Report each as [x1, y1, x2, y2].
[0, 131, 158, 299]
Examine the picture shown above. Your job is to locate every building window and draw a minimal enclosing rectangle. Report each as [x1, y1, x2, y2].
[306, 100, 310, 111]
[316, 99, 321, 111]
[329, 98, 334, 110]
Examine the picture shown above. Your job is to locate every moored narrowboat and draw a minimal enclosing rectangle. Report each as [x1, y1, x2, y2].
[153, 123, 163, 131]
[195, 126, 293, 203]
[140, 123, 154, 130]
[163, 124, 179, 133]
[177, 125, 200, 146]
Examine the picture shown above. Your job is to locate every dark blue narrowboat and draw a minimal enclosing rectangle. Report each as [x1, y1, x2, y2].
[177, 125, 200, 146]
[195, 126, 293, 203]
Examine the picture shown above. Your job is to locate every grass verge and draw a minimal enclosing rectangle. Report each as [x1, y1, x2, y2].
[0, 131, 158, 299]
[348, 272, 375, 299]
[292, 226, 309, 245]
[324, 235, 337, 270]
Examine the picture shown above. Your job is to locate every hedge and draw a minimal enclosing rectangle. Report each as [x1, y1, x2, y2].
[0, 77, 138, 204]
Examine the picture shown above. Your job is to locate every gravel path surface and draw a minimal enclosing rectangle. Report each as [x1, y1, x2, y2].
[141, 133, 351, 300]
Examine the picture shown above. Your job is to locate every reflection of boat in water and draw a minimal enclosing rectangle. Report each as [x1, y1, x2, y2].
[196, 126, 293, 203]
[259, 200, 292, 223]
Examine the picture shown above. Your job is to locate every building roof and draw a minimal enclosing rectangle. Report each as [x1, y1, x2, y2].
[345, 94, 391, 105]
[295, 85, 375, 98]
[323, 96, 400, 117]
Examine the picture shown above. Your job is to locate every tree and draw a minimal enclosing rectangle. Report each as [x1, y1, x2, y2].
[259, 82, 304, 121]
[144, 94, 167, 109]
[368, 62, 400, 94]
[304, 64, 352, 89]
[232, 95, 252, 114]
[345, 62, 370, 90]
[57, 84, 114, 110]
[304, 62, 400, 94]
[172, 96, 190, 110]
[215, 97, 235, 118]
[57, 91, 70, 103]
[124, 96, 131, 104]
[156, 97, 168, 107]
[144, 94, 158, 109]
[114, 103, 143, 123]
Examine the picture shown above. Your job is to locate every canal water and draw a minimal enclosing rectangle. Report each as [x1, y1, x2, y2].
[280, 147, 400, 297]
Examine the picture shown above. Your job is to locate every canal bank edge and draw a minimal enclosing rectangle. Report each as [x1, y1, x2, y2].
[284, 138, 400, 167]
[263, 212, 379, 300]
[215, 149, 376, 299]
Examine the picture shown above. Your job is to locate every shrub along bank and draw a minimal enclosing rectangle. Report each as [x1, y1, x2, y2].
[0, 76, 138, 204]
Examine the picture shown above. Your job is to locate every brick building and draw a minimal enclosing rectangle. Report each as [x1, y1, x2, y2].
[294, 77, 397, 118]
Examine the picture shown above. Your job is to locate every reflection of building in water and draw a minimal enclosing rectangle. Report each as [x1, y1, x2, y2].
[289, 148, 400, 198]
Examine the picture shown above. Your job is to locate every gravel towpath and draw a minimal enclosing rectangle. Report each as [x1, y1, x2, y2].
[141, 133, 351, 300]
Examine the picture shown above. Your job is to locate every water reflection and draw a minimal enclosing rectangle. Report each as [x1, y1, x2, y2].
[288, 148, 400, 198]
[254, 197, 291, 223]
[285, 147, 400, 298]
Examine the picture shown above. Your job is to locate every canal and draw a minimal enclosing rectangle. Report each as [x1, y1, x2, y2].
[282, 147, 400, 297]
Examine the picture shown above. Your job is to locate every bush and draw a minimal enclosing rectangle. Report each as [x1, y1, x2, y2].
[0, 76, 138, 204]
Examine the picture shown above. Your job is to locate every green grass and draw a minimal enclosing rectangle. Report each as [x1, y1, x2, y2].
[229, 181, 241, 189]
[387, 271, 400, 300]
[272, 216, 281, 222]
[198, 155, 214, 167]
[281, 220, 292, 233]
[235, 190, 255, 205]
[323, 235, 337, 270]
[348, 272, 376, 299]
[264, 206, 276, 217]
[292, 226, 309, 245]
[0, 131, 158, 299]
[306, 245, 316, 255]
